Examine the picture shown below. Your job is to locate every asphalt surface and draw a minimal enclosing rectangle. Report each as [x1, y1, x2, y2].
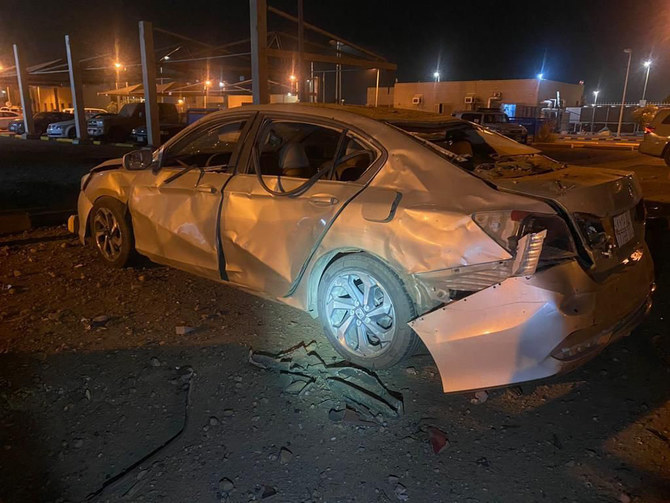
[0, 138, 669, 502]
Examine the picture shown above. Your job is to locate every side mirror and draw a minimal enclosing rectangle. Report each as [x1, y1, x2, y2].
[123, 149, 153, 171]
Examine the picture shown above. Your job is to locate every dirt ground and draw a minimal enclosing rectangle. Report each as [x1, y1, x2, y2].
[1, 139, 670, 502]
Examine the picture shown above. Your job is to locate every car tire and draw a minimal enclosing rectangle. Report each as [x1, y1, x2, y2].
[68, 128, 76, 139]
[663, 146, 670, 167]
[89, 197, 136, 268]
[317, 254, 420, 369]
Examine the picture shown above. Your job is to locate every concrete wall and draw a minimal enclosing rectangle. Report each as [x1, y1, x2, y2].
[365, 86, 394, 107]
[368, 79, 584, 116]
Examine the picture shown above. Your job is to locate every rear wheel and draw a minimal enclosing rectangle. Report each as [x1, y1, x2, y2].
[89, 197, 135, 268]
[67, 127, 76, 139]
[317, 254, 419, 369]
[663, 146, 670, 167]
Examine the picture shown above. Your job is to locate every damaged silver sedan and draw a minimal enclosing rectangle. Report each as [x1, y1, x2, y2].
[69, 104, 654, 392]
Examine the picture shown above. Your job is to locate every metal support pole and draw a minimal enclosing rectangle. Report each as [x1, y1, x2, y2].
[13, 44, 36, 138]
[65, 35, 90, 144]
[250, 0, 269, 104]
[617, 49, 632, 138]
[297, 0, 305, 101]
[642, 64, 651, 102]
[139, 21, 160, 147]
[374, 68, 380, 107]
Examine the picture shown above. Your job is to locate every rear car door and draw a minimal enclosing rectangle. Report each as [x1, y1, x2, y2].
[129, 114, 253, 279]
[220, 114, 380, 297]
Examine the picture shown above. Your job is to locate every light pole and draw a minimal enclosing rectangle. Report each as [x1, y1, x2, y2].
[374, 68, 380, 107]
[433, 71, 440, 83]
[204, 79, 211, 108]
[617, 48, 632, 138]
[114, 62, 122, 109]
[642, 60, 652, 102]
[591, 90, 600, 133]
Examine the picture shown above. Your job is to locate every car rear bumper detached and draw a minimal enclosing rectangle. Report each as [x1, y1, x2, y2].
[409, 245, 654, 392]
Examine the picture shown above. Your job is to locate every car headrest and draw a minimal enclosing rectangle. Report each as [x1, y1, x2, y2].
[279, 142, 309, 170]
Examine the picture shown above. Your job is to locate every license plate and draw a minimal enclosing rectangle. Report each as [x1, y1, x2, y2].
[613, 211, 634, 247]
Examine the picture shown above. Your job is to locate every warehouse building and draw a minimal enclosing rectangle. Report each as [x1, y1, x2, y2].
[367, 78, 584, 118]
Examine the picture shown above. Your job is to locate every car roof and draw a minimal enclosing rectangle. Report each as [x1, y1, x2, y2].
[203, 103, 462, 127]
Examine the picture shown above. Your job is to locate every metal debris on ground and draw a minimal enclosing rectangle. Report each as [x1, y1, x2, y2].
[470, 390, 489, 404]
[175, 325, 195, 335]
[249, 343, 403, 420]
[428, 427, 449, 454]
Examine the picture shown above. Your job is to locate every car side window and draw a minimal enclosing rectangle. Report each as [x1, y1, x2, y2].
[162, 119, 247, 170]
[461, 113, 480, 123]
[254, 120, 376, 181]
[662, 113, 670, 125]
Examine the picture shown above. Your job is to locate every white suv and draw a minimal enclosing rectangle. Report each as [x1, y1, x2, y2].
[639, 108, 670, 166]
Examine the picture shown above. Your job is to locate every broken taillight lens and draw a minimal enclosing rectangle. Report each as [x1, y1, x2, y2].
[473, 210, 577, 272]
[644, 126, 655, 134]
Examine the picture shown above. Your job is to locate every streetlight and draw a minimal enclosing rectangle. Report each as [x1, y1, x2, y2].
[433, 71, 440, 82]
[204, 80, 212, 107]
[642, 60, 652, 102]
[113, 62, 123, 108]
[537, 73, 544, 80]
[617, 48, 632, 138]
[591, 90, 600, 133]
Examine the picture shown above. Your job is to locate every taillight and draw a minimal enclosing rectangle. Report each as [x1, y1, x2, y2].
[473, 211, 577, 275]
[644, 126, 655, 134]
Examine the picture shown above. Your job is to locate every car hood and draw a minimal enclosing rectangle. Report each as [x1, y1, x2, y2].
[49, 119, 75, 127]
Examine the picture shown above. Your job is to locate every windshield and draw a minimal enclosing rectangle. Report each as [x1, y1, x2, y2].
[484, 113, 508, 123]
[392, 120, 564, 179]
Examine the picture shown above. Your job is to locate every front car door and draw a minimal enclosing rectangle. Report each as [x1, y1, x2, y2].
[220, 113, 381, 297]
[129, 113, 253, 280]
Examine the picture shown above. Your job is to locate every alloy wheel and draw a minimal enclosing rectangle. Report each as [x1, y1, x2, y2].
[92, 207, 123, 262]
[324, 270, 396, 358]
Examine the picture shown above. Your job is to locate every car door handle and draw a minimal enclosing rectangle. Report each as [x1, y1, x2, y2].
[309, 195, 339, 206]
[196, 185, 217, 194]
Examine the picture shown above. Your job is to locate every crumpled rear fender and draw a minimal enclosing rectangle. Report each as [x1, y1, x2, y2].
[410, 251, 654, 393]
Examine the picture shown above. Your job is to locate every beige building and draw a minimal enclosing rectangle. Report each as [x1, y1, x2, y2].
[367, 79, 584, 117]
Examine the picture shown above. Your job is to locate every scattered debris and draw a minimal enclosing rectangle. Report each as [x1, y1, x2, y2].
[175, 325, 195, 335]
[249, 343, 403, 420]
[428, 427, 449, 454]
[222, 409, 234, 417]
[209, 416, 220, 426]
[619, 492, 631, 503]
[393, 483, 408, 501]
[476, 457, 490, 467]
[405, 366, 417, 375]
[470, 390, 489, 405]
[279, 447, 293, 465]
[149, 357, 161, 367]
[219, 477, 234, 493]
[92, 314, 110, 326]
[255, 485, 277, 499]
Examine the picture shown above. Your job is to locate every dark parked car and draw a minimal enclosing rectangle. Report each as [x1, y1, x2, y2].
[130, 122, 185, 145]
[8, 111, 74, 136]
[87, 102, 179, 142]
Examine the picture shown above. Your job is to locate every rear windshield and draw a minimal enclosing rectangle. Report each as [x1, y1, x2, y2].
[391, 120, 565, 179]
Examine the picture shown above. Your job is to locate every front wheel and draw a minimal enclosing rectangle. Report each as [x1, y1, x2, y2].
[664, 147, 670, 167]
[89, 197, 136, 268]
[317, 254, 419, 369]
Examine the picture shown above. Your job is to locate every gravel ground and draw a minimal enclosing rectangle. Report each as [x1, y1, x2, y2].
[0, 140, 669, 502]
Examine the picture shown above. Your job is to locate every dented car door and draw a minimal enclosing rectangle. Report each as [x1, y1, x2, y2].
[220, 116, 379, 297]
[129, 116, 252, 279]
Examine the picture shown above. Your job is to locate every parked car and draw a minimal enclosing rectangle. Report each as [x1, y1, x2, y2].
[69, 104, 653, 393]
[0, 110, 21, 129]
[8, 111, 73, 135]
[87, 102, 179, 142]
[0, 106, 22, 113]
[47, 108, 109, 139]
[452, 109, 528, 143]
[130, 122, 185, 145]
[638, 108, 670, 166]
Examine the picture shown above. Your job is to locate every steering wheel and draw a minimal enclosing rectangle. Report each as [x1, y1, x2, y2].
[205, 152, 229, 167]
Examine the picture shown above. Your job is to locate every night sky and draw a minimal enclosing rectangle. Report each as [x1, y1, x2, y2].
[1, 0, 669, 104]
